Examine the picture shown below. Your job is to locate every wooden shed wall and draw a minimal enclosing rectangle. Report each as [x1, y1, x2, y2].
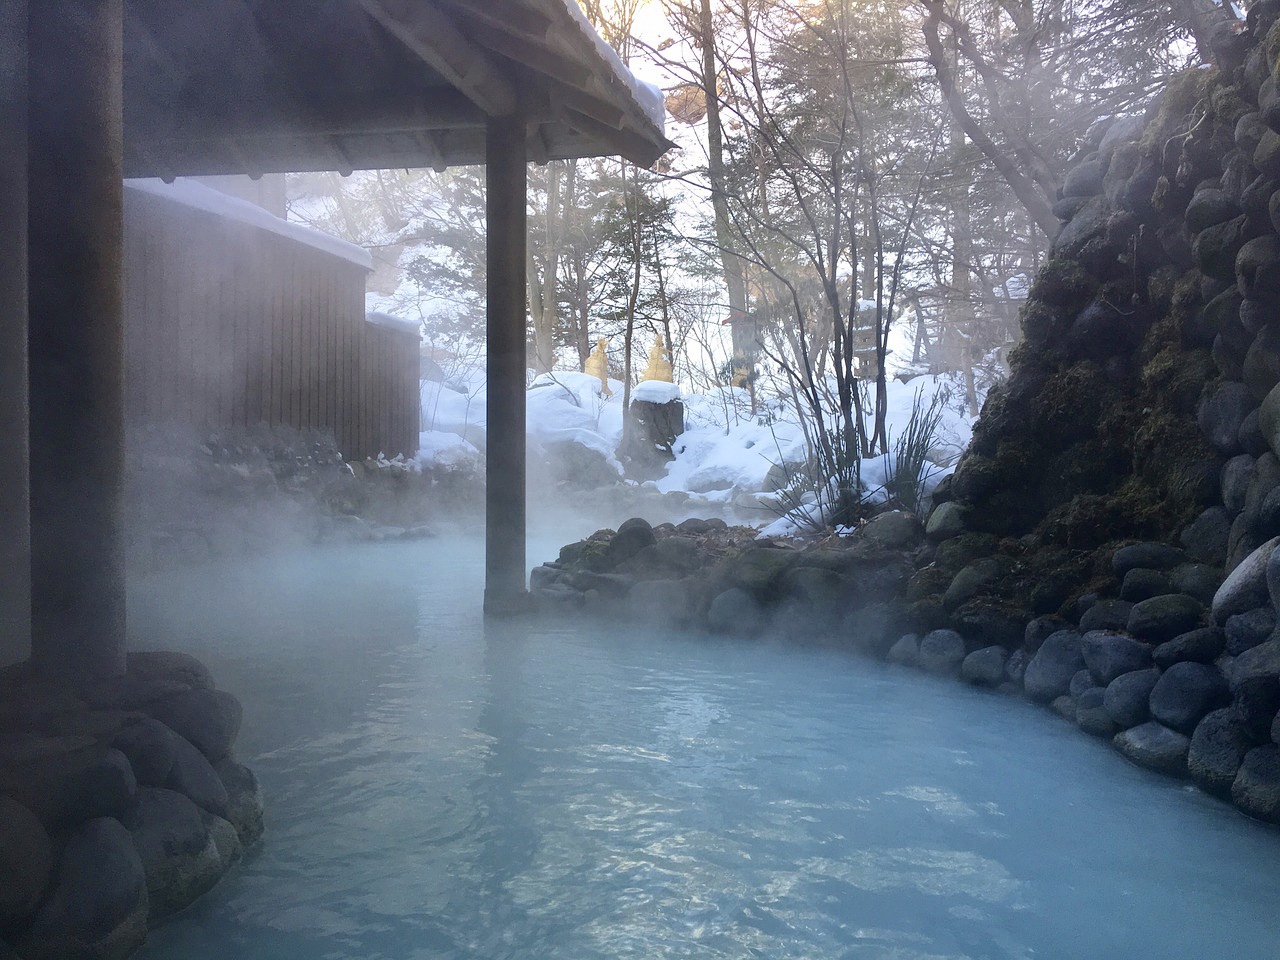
[122, 188, 419, 460]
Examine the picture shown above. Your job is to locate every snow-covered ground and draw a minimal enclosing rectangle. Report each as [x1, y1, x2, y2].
[415, 359, 983, 537]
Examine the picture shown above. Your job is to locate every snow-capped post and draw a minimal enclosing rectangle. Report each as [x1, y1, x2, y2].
[0, 0, 29, 667]
[27, 0, 128, 681]
[484, 117, 529, 616]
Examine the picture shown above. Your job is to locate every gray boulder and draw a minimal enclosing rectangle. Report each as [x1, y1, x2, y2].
[860, 510, 923, 549]
[1113, 722, 1190, 776]
[1119, 568, 1171, 603]
[1069, 669, 1098, 699]
[1197, 381, 1254, 455]
[16, 818, 147, 960]
[1212, 536, 1280, 623]
[1104, 668, 1160, 729]
[111, 717, 179, 787]
[1112, 542, 1185, 576]
[1081, 631, 1153, 685]
[605, 517, 656, 566]
[707, 588, 764, 635]
[126, 651, 214, 690]
[1075, 687, 1116, 737]
[0, 796, 52, 928]
[918, 629, 966, 675]
[1224, 606, 1275, 655]
[886, 633, 920, 667]
[122, 787, 222, 922]
[1221, 454, 1257, 514]
[626, 579, 693, 629]
[943, 558, 1004, 611]
[843, 601, 907, 659]
[1233, 676, 1280, 741]
[1078, 599, 1134, 633]
[961, 646, 1008, 687]
[1189, 708, 1252, 798]
[1149, 662, 1231, 734]
[166, 735, 230, 818]
[1180, 507, 1232, 564]
[925, 502, 967, 541]
[1025, 615, 1071, 651]
[1169, 563, 1223, 605]
[148, 688, 243, 764]
[1126, 594, 1205, 642]
[1024, 630, 1084, 703]
[214, 759, 264, 847]
[1153, 627, 1226, 668]
[1232, 745, 1280, 823]
[1228, 637, 1280, 691]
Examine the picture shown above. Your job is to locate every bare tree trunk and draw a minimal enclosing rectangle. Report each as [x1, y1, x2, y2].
[528, 160, 564, 375]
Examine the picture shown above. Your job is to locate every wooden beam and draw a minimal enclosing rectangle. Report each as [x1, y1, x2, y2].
[484, 117, 528, 615]
[28, 0, 128, 683]
[463, 19, 593, 89]
[0, 0, 29, 667]
[357, 0, 518, 117]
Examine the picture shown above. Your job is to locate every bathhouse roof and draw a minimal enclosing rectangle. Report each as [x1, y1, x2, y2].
[122, 0, 674, 178]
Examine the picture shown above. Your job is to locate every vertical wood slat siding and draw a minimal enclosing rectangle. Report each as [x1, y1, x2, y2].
[122, 187, 418, 461]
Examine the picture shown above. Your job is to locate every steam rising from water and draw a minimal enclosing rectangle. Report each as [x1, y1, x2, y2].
[129, 537, 1280, 960]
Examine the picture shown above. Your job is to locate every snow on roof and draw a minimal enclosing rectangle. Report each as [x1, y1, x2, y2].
[124, 178, 374, 271]
[366, 311, 421, 336]
[558, 0, 667, 136]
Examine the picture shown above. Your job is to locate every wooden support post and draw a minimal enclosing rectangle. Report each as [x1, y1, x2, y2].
[27, 0, 127, 682]
[484, 118, 528, 615]
[0, 0, 29, 667]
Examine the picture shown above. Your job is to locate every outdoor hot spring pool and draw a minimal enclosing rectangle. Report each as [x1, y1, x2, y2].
[128, 534, 1280, 960]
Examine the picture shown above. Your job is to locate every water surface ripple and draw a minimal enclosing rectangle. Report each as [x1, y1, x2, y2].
[129, 538, 1280, 960]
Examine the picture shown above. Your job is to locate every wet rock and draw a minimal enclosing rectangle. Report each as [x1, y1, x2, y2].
[1025, 615, 1071, 651]
[1153, 626, 1226, 668]
[886, 633, 919, 666]
[1119, 568, 1171, 602]
[1258, 381, 1280, 457]
[1076, 687, 1116, 737]
[122, 787, 222, 922]
[1150, 662, 1231, 734]
[214, 759, 264, 847]
[917, 629, 966, 675]
[1244, 325, 1280, 401]
[924, 502, 967, 540]
[1186, 186, 1242, 233]
[166, 735, 229, 818]
[707, 588, 764, 635]
[1234, 675, 1280, 741]
[16, 818, 147, 960]
[1063, 158, 1106, 197]
[125, 652, 214, 691]
[844, 601, 907, 659]
[148, 688, 242, 764]
[626, 580, 693, 629]
[1232, 745, 1280, 822]
[1221, 454, 1257, 514]
[719, 546, 795, 592]
[943, 558, 1005, 611]
[1081, 631, 1153, 685]
[949, 601, 1024, 649]
[1051, 695, 1076, 720]
[1104, 668, 1161, 729]
[961, 646, 1008, 687]
[604, 517, 656, 566]
[1257, 484, 1280, 537]
[1189, 708, 1253, 798]
[1225, 606, 1275, 654]
[1230, 637, 1280, 692]
[201, 812, 243, 876]
[1197, 381, 1255, 455]
[1005, 648, 1030, 686]
[1112, 542, 1186, 576]
[1213, 535, 1279, 622]
[1169, 563, 1224, 604]
[110, 717, 179, 787]
[1114, 722, 1190, 776]
[1194, 215, 1250, 282]
[860, 510, 923, 549]
[1180, 507, 1232, 565]
[1024, 630, 1084, 703]
[1236, 234, 1280, 301]
[1239, 406, 1269, 456]
[81, 674, 191, 712]
[1078, 599, 1134, 633]
[1126, 594, 1205, 642]
[1069, 669, 1098, 699]
[0, 795, 52, 928]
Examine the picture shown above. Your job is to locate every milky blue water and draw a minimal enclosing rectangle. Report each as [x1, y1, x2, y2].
[128, 536, 1280, 960]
